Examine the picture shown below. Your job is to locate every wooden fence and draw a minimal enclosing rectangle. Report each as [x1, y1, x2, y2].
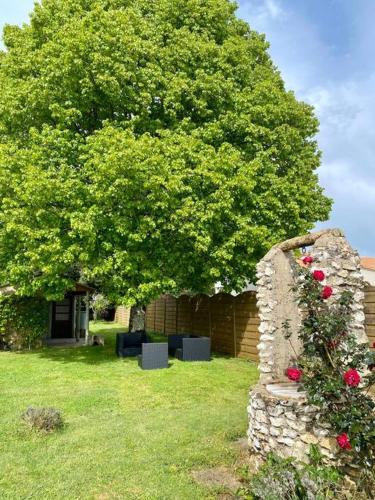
[115, 286, 375, 361]
[117, 291, 259, 361]
[114, 306, 130, 328]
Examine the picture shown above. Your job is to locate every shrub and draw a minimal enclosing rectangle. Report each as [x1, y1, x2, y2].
[21, 407, 64, 432]
[239, 451, 342, 500]
[90, 293, 111, 321]
[0, 295, 49, 350]
[283, 257, 375, 469]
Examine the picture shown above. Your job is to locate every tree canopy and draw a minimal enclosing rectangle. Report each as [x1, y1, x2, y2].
[0, 0, 331, 304]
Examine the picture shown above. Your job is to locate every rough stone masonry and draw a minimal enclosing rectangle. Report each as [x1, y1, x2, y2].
[248, 229, 369, 463]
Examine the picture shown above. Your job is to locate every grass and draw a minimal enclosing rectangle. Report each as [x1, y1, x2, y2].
[0, 322, 259, 499]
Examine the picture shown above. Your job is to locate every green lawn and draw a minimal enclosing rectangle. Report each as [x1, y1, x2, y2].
[0, 322, 258, 500]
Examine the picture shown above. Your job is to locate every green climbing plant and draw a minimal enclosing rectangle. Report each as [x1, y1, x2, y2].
[284, 256, 375, 471]
[0, 294, 49, 350]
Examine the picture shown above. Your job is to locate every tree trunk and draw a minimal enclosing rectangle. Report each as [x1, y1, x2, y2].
[128, 305, 146, 332]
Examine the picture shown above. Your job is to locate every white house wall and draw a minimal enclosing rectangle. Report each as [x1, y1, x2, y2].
[361, 268, 375, 286]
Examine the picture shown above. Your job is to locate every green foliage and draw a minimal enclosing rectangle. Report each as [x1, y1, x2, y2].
[0, 294, 49, 349]
[239, 451, 342, 500]
[0, 0, 331, 304]
[90, 293, 111, 320]
[286, 266, 375, 469]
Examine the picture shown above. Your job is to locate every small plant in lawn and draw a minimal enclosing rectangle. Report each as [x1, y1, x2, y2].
[22, 407, 64, 432]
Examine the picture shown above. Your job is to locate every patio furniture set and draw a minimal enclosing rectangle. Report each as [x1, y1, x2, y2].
[116, 331, 211, 370]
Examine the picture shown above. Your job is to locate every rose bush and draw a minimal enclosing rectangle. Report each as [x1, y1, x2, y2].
[284, 256, 375, 469]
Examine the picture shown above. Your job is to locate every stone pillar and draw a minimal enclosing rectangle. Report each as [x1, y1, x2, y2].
[248, 229, 368, 463]
[256, 247, 302, 385]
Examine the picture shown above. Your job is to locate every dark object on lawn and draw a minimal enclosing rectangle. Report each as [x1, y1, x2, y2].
[175, 337, 211, 361]
[116, 331, 149, 357]
[91, 334, 104, 346]
[138, 342, 168, 370]
[167, 334, 197, 356]
[0, 334, 10, 351]
[101, 307, 116, 321]
[22, 407, 64, 432]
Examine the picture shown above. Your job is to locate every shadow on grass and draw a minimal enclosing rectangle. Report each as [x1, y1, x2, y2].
[18, 345, 122, 365]
[15, 321, 124, 365]
[15, 323, 241, 366]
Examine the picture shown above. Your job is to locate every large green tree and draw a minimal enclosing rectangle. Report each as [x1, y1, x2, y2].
[0, 0, 331, 306]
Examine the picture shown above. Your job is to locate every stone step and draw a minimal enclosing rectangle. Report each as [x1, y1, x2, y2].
[266, 383, 306, 399]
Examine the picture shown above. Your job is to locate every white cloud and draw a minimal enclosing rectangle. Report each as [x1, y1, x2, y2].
[264, 0, 283, 19]
[237, 0, 375, 255]
[318, 161, 375, 200]
[302, 75, 375, 183]
[241, 0, 286, 26]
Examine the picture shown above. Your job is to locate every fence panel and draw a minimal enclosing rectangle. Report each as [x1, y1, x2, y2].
[234, 291, 260, 361]
[177, 295, 193, 333]
[115, 306, 130, 327]
[154, 297, 165, 333]
[145, 301, 156, 331]
[165, 295, 177, 335]
[192, 294, 210, 337]
[210, 293, 235, 355]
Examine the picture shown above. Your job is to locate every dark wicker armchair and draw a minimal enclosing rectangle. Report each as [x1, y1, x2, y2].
[138, 343, 169, 370]
[175, 337, 211, 361]
[116, 331, 149, 357]
[167, 334, 197, 356]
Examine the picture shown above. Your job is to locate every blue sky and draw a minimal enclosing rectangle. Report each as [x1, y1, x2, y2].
[1, 0, 374, 256]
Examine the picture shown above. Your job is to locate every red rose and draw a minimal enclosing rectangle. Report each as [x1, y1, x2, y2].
[336, 433, 351, 450]
[312, 270, 325, 281]
[343, 368, 361, 387]
[321, 286, 333, 299]
[372, 341, 375, 348]
[286, 367, 303, 382]
[302, 256, 314, 265]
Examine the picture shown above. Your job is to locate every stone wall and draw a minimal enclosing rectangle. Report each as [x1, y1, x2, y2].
[248, 229, 369, 463]
[248, 385, 335, 463]
[310, 231, 367, 345]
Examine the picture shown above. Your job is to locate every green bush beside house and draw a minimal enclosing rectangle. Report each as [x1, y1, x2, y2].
[0, 293, 49, 350]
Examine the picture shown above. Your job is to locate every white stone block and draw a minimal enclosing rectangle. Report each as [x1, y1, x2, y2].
[288, 420, 306, 432]
[282, 428, 298, 439]
[313, 427, 329, 438]
[255, 410, 268, 424]
[270, 417, 285, 427]
[277, 437, 294, 447]
[268, 406, 284, 417]
[284, 411, 297, 421]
